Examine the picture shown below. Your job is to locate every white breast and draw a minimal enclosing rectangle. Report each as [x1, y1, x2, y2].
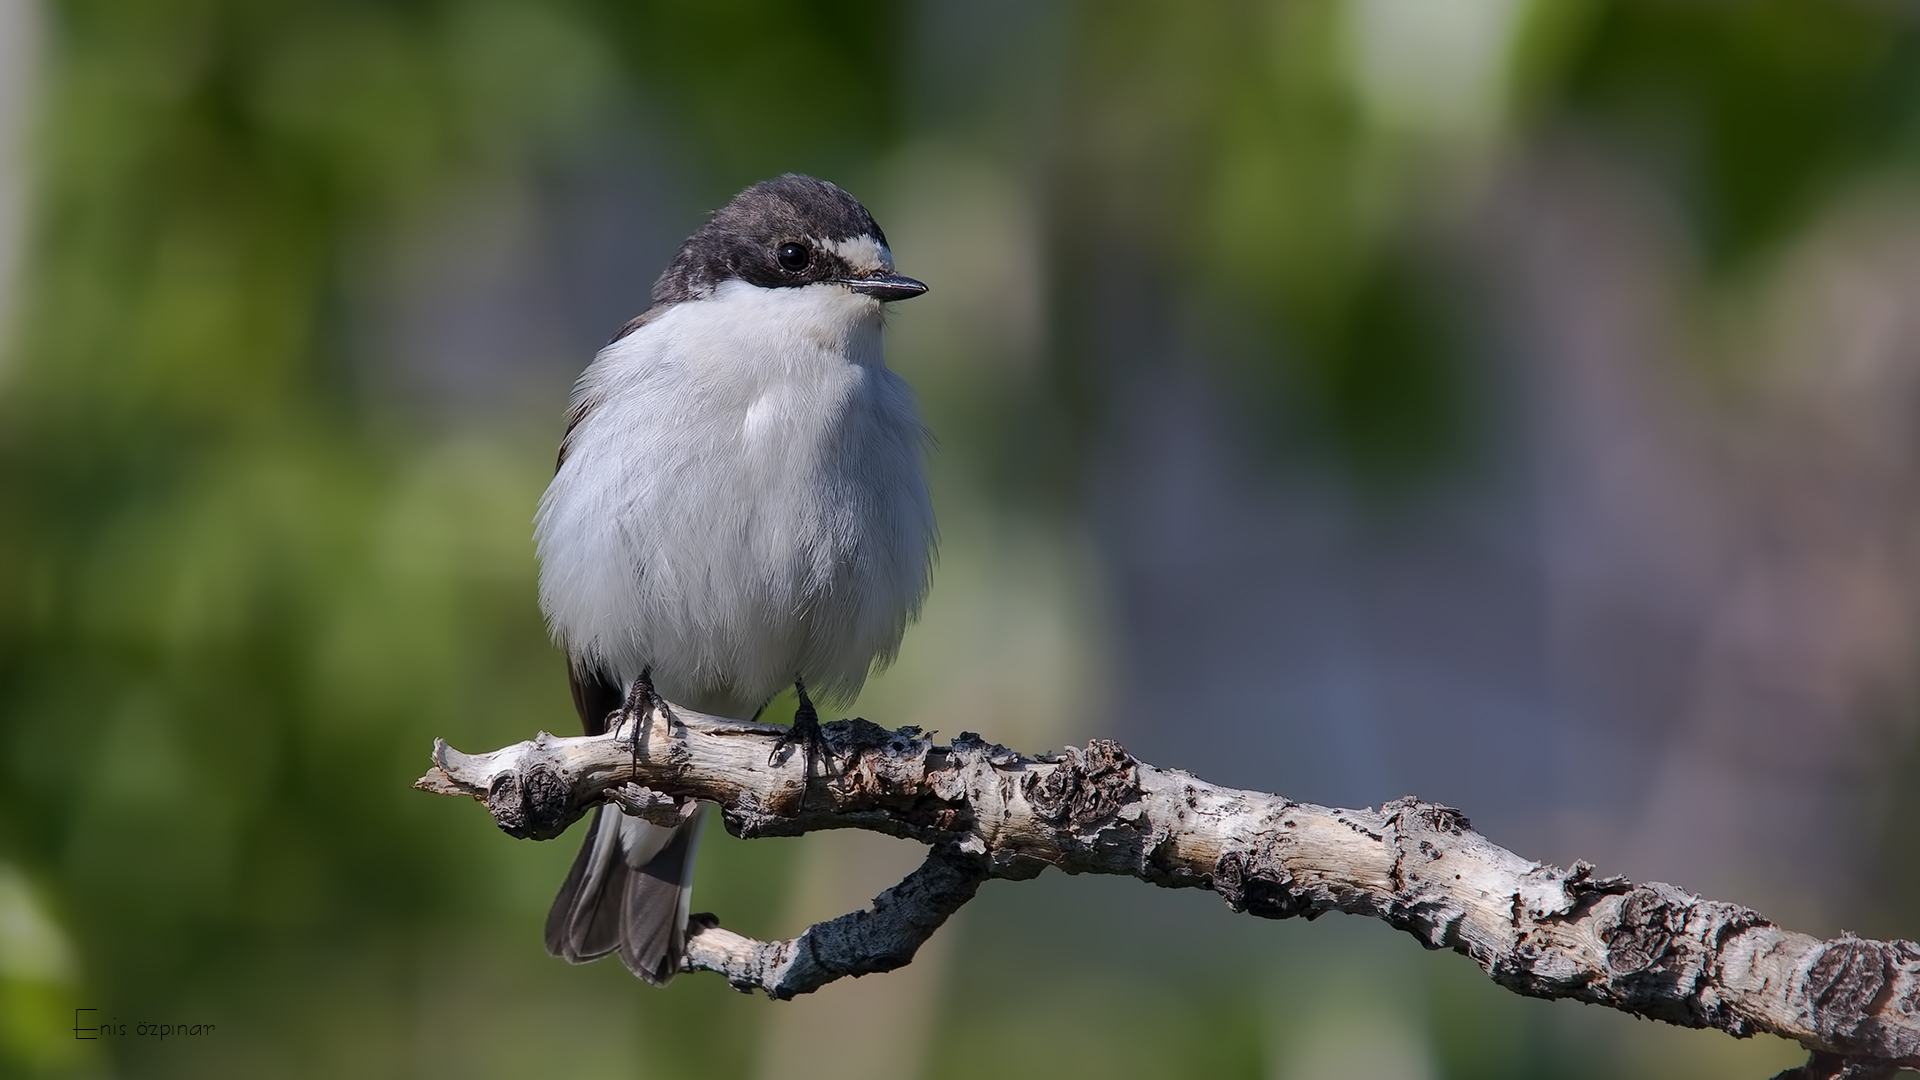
[533, 280, 936, 718]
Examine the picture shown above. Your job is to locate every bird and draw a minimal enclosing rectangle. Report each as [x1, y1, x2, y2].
[532, 174, 937, 985]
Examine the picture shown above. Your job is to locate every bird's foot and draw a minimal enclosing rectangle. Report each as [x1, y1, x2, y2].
[615, 667, 673, 762]
[768, 678, 833, 813]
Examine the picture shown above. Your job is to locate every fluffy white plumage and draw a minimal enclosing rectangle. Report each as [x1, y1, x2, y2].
[535, 276, 936, 717]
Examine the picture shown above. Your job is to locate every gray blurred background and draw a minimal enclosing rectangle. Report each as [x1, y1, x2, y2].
[2, 1, 1918, 1077]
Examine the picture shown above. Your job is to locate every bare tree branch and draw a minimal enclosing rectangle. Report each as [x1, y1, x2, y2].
[416, 704, 1920, 1076]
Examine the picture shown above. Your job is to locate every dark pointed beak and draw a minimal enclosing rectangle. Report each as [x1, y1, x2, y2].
[842, 272, 928, 302]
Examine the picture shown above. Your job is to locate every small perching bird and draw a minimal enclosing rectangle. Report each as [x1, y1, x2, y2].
[532, 174, 937, 984]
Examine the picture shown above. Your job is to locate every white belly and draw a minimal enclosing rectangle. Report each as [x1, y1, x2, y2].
[533, 284, 935, 718]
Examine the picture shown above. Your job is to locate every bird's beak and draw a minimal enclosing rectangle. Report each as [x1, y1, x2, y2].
[841, 272, 928, 302]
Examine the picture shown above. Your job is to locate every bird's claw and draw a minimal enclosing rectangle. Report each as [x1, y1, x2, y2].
[769, 678, 832, 813]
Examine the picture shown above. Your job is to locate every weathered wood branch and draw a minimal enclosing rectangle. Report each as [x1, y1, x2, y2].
[415, 705, 1920, 1077]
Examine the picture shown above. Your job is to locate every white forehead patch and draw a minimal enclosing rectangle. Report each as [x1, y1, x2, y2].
[820, 234, 893, 275]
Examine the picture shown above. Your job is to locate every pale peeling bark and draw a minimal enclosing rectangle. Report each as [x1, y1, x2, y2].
[416, 705, 1920, 1078]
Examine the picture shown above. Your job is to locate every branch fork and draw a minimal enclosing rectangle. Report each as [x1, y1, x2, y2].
[417, 705, 1920, 1077]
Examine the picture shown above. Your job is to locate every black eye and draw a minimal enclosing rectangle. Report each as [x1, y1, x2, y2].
[776, 242, 811, 271]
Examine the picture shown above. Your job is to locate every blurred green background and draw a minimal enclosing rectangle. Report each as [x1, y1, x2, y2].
[3, 1, 1920, 1077]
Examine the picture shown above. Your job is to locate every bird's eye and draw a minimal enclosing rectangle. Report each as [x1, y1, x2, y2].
[776, 242, 811, 271]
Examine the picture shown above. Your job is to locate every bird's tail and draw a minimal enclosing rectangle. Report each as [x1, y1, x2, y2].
[544, 804, 707, 985]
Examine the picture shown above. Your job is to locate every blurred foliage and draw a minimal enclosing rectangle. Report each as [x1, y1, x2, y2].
[0, 0, 1916, 1077]
[1563, 1, 1920, 268]
[1034, 0, 1920, 497]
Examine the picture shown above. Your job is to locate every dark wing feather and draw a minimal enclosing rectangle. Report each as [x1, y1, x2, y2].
[544, 371, 700, 986]
[567, 661, 624, 736]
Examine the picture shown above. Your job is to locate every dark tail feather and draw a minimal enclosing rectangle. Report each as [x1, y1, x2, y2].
[616, 814, 704, 983]
[543, 807, 628, 961]
[545, 806, 707, 986]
